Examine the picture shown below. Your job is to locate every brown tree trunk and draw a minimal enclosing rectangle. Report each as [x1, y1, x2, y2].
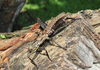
[0, 0, 26, 32]
[0, 9, 100, 70]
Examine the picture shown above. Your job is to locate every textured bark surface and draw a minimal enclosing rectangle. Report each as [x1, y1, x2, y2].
[0, 0, 26, 32]
[0, 9, 100, 70]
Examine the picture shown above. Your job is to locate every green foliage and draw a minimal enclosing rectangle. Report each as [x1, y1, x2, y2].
[15, 0, 100, 28]
[0, 35, 6, 39]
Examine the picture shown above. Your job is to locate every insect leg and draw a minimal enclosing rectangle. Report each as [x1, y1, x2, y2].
[51, 39, 67, 50]
[27, 49, 38, 69]
[44, 48, 52, 61]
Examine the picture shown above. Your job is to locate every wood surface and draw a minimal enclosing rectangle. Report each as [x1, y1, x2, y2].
[0, 9, 100, 70]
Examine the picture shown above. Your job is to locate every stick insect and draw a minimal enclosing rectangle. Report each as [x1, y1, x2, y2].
[27, 12, 76, 69]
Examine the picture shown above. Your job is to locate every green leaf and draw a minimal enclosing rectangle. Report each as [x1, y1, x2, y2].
[0, 35, 6, 39]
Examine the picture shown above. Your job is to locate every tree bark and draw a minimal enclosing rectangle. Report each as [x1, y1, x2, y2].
[0, 9, 100, 70]
[0, 0, 26, 32]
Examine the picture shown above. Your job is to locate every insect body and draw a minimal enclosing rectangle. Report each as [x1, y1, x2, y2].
[28, 12, 66, 69]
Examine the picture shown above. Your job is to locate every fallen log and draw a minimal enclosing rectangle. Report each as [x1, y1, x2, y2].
[0, 9, 100, 70]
